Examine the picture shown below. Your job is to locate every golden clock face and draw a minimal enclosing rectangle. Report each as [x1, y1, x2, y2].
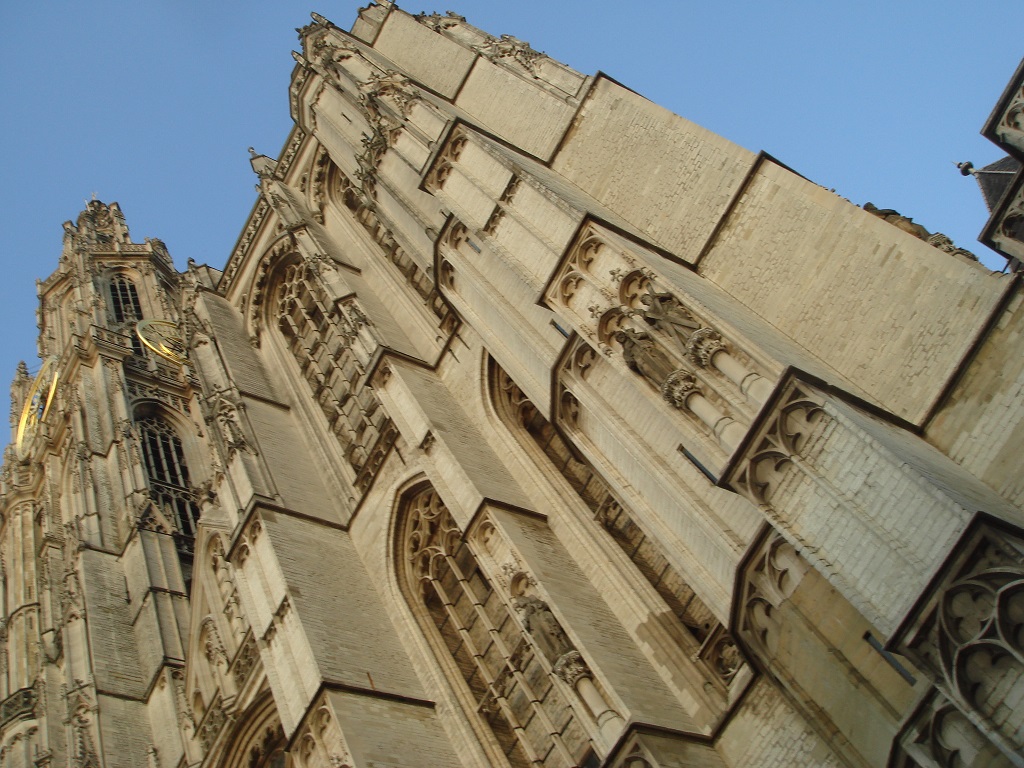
[136, 320, 188, 366]
[16, 357, 60, 460]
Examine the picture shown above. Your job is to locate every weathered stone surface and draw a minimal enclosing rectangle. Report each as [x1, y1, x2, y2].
[1, 7, 1021, 768]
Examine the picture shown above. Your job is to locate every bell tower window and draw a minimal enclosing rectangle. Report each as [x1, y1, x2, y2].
[110, 275, 143, 324]
[138, 416, 200, 538]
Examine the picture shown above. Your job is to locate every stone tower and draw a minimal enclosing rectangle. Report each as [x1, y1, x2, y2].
[1, 5, 1023, 768]
[2, 199, 217, 767]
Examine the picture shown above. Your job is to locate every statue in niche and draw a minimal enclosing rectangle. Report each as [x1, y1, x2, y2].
[615, 328, 676, 390]
[639, 289, 701, 354]
[514, 595, 574, 663]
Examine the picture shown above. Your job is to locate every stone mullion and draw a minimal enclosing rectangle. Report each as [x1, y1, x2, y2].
[428, 575, 544, 767]
[282, 272, 386, 489]
[278, 314, 302, 348]
[332, 401, 359, 449]
[443, 553, 579, 768]
[295, 300, 320, 346]
[296, 294, 360, 453]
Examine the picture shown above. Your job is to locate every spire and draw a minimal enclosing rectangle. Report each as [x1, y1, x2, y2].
[958, 156, 1022, 212]
[248, 147, 278, 180]
[69, 199, 132, 247]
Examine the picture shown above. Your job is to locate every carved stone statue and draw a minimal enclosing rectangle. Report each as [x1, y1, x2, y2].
[514, 595, 573, 663]
[639, 289, 701, 354]
[615, 328, 676, 390]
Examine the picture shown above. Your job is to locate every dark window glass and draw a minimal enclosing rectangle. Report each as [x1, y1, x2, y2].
[111, 275, 143, 323]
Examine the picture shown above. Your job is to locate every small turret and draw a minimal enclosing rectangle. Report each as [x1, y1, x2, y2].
[248, 147, 278, 180]
[68, 198, 132, 249]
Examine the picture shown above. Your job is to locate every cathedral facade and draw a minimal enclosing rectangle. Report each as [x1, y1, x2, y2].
[3, 4, 1024, 767]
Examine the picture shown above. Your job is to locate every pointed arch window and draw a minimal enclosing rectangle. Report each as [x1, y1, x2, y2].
[138, 416, 200, 538]
[399, 486, 595, 768]
[110, 275, 143, 323]
[110, 275, 146, 356]
[274, 259, 394, 493]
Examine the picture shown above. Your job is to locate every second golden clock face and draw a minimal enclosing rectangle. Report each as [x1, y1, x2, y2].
[136, 320, 187, 366]
[16, 357, 59, 460]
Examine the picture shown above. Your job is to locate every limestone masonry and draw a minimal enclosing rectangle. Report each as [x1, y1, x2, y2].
[3, 4, 1024, 767]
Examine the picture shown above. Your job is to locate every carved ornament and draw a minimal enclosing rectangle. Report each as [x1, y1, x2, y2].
[728, 384, 825, 505]
[687, 327, 726, 368]
[360, 70, 421, 118]
[475, 34, 546, 76]
[414, 11, 465, 32]
[661, 370, 700, 410]
[893, 688, 1015, 768]
[863, 202, 978, 261]
[893, 528, 1024, 761]
[552, 650, 590, 687]
[737, 532, 810, 661]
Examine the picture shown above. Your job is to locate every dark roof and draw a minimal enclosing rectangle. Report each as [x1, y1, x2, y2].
[972, 155, 1022, 212]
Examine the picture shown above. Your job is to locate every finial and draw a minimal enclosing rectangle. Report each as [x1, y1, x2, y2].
[311, 12, 328, 25]
[248, 147, 257, 158]
[958, 161, 975, 176]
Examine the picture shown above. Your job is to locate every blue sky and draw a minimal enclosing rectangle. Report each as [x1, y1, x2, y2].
[0, 1, 1019, 410]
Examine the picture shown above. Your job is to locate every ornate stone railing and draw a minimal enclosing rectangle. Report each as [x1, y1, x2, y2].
[123, 351, 186, 386]
[90, 324, 134, 351]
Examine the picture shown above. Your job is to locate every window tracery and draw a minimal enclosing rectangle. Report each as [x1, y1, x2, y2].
[109, 274, 147, 356]
[894, 526, 1024, 763]
[137, 415, 201, 546]
[399, 485, 596, 767]
[110, 275, 143, 324]
[274, 260, 396, 493]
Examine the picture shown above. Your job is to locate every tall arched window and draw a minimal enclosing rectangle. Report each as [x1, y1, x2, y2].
[138, 416, 200, 539]
[110, 275, 146, 356]
[110, 275, 143, 323]
[399, 486, 596, 768]
[274, 259, 395, 493]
